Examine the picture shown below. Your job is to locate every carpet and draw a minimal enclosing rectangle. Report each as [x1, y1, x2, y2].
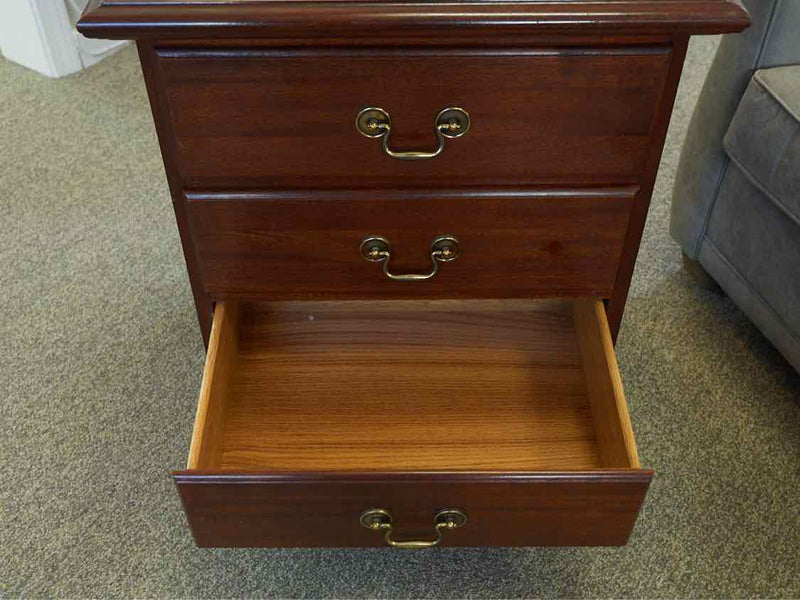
[2, 36, 799, 598]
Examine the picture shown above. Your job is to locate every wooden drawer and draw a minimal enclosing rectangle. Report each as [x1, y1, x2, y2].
[154, 48, 671, 188]
[186, 188, 635, 300]
[173, 298, 651, 547]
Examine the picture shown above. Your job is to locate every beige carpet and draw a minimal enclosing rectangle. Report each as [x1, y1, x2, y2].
[2, 37, 799, 598]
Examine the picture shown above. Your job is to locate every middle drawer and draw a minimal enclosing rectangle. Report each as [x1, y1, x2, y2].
[186, 188, 634, 300]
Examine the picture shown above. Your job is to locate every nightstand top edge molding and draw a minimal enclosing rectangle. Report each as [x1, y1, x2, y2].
[79, 0, 749, 39]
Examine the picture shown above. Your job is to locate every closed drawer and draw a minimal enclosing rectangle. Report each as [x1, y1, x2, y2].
[155, 48, 670, 188]
[174, 298, 651, 547]
[186, 188, 635, 300]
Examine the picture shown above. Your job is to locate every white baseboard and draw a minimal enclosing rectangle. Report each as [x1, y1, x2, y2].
[76, 31, 127, 71]
[0, 0, 126, 78]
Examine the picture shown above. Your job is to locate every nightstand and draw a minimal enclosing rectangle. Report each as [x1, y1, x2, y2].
[78, 0, 749, 548]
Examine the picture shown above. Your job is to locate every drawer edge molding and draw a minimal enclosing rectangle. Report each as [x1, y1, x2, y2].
[156, 47, 671, 59]
[172, 470, 654, 484]
[184, 187, 640, 204]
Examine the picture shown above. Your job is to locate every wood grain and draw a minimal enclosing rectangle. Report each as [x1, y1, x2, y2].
[174, 471, 652, 547]
[77, 1, 750, 40]
[185, 189, 635, 300]
[76, 0, 751, 550]
[175, 297, 652, 547]
[137, 41, 213, 345]
[152, 34, 676, 50]
[186, 302, 239, 469]
[573, 299, 640, 468]
[155, 48, 669, 189]
[606, 36, 691, 340]
[187, 298, 637, 472]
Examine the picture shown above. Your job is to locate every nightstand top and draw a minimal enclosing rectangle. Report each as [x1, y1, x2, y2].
[79, 0, 749, 40]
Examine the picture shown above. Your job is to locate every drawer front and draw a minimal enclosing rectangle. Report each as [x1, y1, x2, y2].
[174, 473, 650, 547]
[155, 48, 670, 188]
[186, 189, 635, 300]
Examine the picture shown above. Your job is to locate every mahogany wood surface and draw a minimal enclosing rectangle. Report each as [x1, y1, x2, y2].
[137, 42, 213, 344]
[174, 472, 652, 547]
[79, 0, 751, 350]
[78, 1, 749, 40]
[155, 48, 669, 189]
[186, 189, 635, 300]
[606, 36, 690, 340]
[78, 0, 750, 549]
[153, 35, 676, 49]
[173, 297, 651, 546]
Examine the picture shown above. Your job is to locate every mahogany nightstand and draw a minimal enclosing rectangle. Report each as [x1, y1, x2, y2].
[78, 0, 749, 548]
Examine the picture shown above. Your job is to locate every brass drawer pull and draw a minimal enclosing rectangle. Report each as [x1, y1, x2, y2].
[360, 235, 460, 281]
[355, 107, 470, 160]
[360, 508, 467, 548]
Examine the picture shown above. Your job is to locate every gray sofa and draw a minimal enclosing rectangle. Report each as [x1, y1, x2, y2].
[671, 0, 800, 372]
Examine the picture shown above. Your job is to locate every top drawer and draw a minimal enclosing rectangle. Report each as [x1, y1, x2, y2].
[154, 47, 671, 189]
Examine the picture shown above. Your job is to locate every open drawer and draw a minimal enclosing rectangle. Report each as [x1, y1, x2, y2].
[173, 298, 651, 547]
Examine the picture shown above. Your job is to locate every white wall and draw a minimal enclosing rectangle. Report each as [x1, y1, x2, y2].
[0, 0, 126, 78]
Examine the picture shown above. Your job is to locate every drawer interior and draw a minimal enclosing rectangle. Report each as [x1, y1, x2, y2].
[187, 298, 640, 473]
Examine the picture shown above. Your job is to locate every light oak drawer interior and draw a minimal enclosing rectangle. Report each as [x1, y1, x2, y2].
[174, 298, 650, 547]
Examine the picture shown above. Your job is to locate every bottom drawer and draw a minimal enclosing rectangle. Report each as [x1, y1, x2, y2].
[174, 298, 651, 547]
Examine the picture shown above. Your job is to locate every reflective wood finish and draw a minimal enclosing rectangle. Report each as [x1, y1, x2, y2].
[154, 48, 669, 189]
[80, 0, 749, 40]
[188, 300, 634, 472]
[185, 189, 635, 301]
[175, 299, 651, 547]
[175, 472, 652, 547]
[78, 0, 750, 549]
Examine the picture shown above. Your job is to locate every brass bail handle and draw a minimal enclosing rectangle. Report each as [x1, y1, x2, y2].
[356, 107, 470, 160]
[360, 508, 468, 548]
[360, 235, 460, 281]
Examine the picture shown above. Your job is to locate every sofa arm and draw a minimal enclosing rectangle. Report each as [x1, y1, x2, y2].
[670, 0, 800, 258]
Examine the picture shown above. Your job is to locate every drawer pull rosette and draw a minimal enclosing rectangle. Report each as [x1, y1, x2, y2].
[356, 107, 470, 160]
[360, 508, 467, 548]
[360, 235, 460, 281]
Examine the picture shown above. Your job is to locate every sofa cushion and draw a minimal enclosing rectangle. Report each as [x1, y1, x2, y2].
[723, 65, 800, 225]
[705, 163, 800, 341]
